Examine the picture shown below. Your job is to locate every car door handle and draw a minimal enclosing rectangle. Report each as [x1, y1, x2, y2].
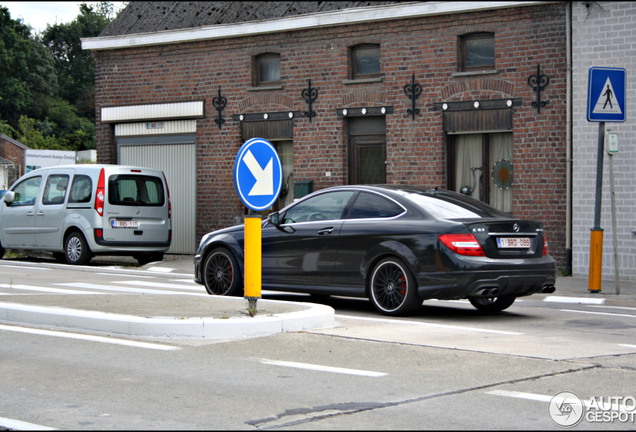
[36, 212, 45, 216]
[26, 212, 35, 216]
[317, 227, 334, 235]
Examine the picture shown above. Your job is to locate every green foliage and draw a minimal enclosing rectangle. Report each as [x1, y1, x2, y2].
[0, 3, 122, 151]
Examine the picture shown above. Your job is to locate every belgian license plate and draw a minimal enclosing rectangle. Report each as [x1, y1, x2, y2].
[497, 237, 530, 248]
[112, 220, 138, 229]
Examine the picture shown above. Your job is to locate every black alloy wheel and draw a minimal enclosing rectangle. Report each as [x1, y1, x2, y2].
[369, 257, 421, 316]
[64, 231, 92, 265]
[469, 294, 517, 312]
[203, 247, 242, 296]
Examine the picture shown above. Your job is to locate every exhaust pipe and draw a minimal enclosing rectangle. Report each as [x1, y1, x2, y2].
[478, 288, 499, 297]
[542, 286, 556, 294]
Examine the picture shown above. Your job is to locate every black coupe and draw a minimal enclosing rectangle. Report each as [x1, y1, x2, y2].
[194, 185, 556, 316]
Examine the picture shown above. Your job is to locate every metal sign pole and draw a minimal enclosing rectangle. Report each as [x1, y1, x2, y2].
[588, 122, 604, 293]
[608, 148, 620, 295]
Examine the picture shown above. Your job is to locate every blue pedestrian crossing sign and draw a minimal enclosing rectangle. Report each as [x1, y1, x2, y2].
[234, 137, 283, 211]
[587, 67, 626, 122]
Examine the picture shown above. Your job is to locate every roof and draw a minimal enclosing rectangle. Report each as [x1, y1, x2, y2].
[0, 133, 30, 150]
[100, 1, 401, 37]
[0, 156, 14, 166]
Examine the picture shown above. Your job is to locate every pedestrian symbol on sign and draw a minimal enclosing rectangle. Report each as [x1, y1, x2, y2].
[592, 78, 622, 115]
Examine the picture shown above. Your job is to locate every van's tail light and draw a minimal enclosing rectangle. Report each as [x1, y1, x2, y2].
[162, 172, 171, 219]
[95, 168, 105, 216]
[439, 233, 486, 257]
[543, 234, 549, 256]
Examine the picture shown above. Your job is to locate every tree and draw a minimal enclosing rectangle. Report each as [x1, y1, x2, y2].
[0, 6, 58, 128]
[41, 2, 116, 121]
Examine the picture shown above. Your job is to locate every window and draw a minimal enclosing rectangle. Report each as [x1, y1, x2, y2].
[108, 175, 165, 206]
[255, 53, 281, 85]
[68, 175, 93, 204]
[42, 174, 69, 205]
[448, 133, 513, 213]
[282, 191, 355, 224]
[9, 176, 41, 206]
[347, 192, 404, 219]
[460, 33, 494, 71]
[351, 44, 381, 78]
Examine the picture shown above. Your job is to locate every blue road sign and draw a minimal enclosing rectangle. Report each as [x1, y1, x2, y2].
[234, 138, 283, 211]
[587, 67, 626, 122]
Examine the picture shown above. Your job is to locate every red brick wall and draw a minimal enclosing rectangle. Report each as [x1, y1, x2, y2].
[93, 3, 568, 266]
[0, 137, 26, 175]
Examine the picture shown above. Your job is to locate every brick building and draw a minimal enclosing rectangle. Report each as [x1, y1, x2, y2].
[83, 1, 569, 264]
[0, 133, 29, 188]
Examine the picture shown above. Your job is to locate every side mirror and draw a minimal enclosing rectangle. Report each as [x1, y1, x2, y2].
[267, 211, 280, 226]
[3, 191, 15, 204]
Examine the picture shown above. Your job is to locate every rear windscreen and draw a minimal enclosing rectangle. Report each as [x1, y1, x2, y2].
[404, 191, 511, 220]
[108, 175, 165, 206]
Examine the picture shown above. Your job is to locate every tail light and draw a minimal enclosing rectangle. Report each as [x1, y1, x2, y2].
[94, 168, 105, 217]
[163, 172, 171, 219]
[439, 233, 486, 256]
[543, 233, 549, 256]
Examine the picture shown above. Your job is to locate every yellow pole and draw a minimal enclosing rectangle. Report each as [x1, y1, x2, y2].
[244, 215, 262, 312]
[588, 229, 603, 292]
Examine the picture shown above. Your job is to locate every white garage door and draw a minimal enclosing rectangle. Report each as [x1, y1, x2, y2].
[119, 143, 196, 254]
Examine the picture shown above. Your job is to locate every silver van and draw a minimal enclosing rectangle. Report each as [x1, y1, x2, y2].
[0, 164, 171, 265]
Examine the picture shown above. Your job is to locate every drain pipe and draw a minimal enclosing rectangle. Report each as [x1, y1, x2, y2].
[565, 2, 573, 275]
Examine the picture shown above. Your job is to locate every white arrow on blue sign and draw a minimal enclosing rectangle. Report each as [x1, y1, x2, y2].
[587, 67, 626, 122]
[234, 138, 283, 211]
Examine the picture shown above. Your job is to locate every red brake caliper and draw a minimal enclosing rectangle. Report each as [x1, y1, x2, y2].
[399, 275, 406, 296]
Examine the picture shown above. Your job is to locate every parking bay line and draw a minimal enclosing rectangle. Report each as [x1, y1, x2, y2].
[111, 280, 205, 292]
[260, 358, 386, 377]
[336, 314, 523, 335]
[0, 283, 104, 295]
[54, 282, 209, 296]
[487, 390, 631, 412]
[0, 416, 55, 431]
[0, 324, 180, 351]
[560, 309, 636, 318]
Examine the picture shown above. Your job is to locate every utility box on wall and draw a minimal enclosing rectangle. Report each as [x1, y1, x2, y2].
[294, 180, 313, 199]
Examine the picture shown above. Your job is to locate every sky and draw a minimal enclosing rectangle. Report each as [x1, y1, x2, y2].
[1, 2, 127, 34]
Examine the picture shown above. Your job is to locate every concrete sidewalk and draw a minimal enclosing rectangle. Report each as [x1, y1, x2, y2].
[2, 253, 636, 340]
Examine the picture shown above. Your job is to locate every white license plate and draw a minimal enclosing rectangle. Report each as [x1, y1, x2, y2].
[497, 237, 530, 248]
[112, 220, 138, 229]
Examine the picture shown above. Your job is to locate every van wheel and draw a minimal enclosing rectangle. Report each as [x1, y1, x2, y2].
[203, 247, 242, 296]
[135, 252, 164, 266]
[65, 231, 92, 265]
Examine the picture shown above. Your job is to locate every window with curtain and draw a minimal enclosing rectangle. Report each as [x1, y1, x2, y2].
[452, 133, 513, 213]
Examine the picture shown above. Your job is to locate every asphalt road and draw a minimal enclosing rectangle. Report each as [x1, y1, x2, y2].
[1, 256, 635, 430]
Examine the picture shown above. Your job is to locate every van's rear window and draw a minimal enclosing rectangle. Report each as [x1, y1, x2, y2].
[108, 175, 165, 206]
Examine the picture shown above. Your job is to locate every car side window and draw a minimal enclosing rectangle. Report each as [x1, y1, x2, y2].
[9, 176, 42, 206]
[347, 192, 404, 219]
[42, 174, 69, 205]
[68, 175, 93, 204]
[283, 191, 355, 224]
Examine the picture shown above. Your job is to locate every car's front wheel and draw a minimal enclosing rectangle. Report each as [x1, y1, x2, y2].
[369, 257, 421, 316]
[203, 247, 242, 296]
[469, 295, 516, 312]
[64, 231, 92, 265]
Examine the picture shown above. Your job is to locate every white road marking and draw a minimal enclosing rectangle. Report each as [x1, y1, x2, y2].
[260, 358, 386, 377]
[544, 296, 605, 305]
[336, 314, 523, 335]
[0, 265, 51, 270]
[112, 280, 204, 291]
[95, 273, 156, 278]
[54, 282, 208, 296]
[618, 344, 636, 349]
[0, 416, 56, 430]
[0, 324, 180, 350]
[590, 305, 636, 312]
[170, 279, 196, 283]
[0, 284, 103, 295]
[487, 390, 631, 412]
[560, 309, 636, 318]
[147, 266, 174, 273]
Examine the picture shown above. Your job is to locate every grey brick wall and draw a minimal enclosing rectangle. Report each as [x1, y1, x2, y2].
[572, 2, 636, 280]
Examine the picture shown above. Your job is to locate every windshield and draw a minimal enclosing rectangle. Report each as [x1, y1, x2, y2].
[404, 191, 511, 220]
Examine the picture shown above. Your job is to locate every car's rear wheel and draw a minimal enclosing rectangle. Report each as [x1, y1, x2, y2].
[469, 294, 516, 312]
[203, 247, 242, 296]
[369, 257, 421, 316]
[65, 231, 92, 265]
